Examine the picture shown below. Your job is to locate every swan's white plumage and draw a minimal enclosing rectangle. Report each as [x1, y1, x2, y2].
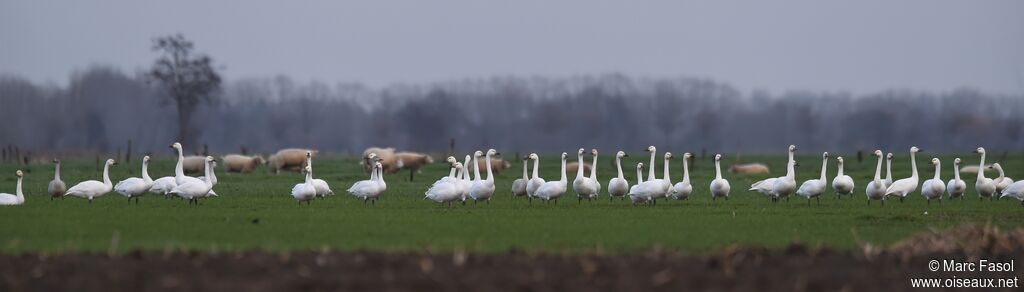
[920, 158, 945, 204]
[796, 152, 829, 203]
[65, 159, 116, 202]
[608, 151, 629, 200]
[535, 153, 568, 201]
[669, 153, 693, 200]
[710, 154, 731, 200]
[865, 150, 887, 204]
[947, 158, 967, 199]
[0, 171, 25, 205]
[884, 147, 921, 200]
[831, 157, 854, 197]
[114, 156, 154, 201]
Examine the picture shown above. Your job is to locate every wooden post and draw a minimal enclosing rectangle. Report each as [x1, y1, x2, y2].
[23, 151, 30, 165]
[126, 140, 133, 164]
[240, 145, 248, 155]
[448, 138, 455, 157]
[203, 144, 209, 156]
[14, 147, 20, 164]
[857, 150, 864, 164]
[116, 147, 122, 164]
[95, 155, 100, 172]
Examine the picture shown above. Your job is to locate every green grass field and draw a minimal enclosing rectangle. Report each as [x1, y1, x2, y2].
[0, 152, 1021, 253]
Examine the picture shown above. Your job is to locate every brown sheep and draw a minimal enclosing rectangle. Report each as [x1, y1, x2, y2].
[395, 152, 435, 181]
[361, 147, 400, 174]
[221, 154, 266, 173]
[565, 162, 592, 177]
[729, 163, 770, 175]
[182, 156, 207, 174]
[268, 148, 318, 174]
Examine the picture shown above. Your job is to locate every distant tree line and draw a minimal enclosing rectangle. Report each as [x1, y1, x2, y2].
[0, 68, 1021, 157]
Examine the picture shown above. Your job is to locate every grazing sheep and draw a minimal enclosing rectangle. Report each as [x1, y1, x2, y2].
[361, 147, 400, 174]
[476, 158, 512, 175]
[395, 152, 435, 181]
[960, 165, 993, 174]
[221, 154, 266, 173]
[181, 156, 207, 174]
[565, 162, 592, 177]
[268, 148, 318, 174]
[729, 163, 771, 175]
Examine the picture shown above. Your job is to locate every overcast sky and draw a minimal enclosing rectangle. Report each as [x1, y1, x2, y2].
[1, 0, 1022, 94]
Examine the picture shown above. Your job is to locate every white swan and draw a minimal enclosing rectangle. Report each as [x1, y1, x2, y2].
[347, 160, 385, 204]
[114, 155, 154, 204]
[650, 152, 673, 203]
[990, 163, 1014, 195]
[865, 150, 887, 206]
[0, 170, 25, 206]
[305, 151, 334, 198]
[633, 152, 672, 205]
[920, 158, 945, 206]
[883, 153, 894, 188]
[469, 149, 498, 203]
[197, 161, 218, 186]
[432, 156, 459, 187]
[607, 151, 630, 200]
[588, 149, 602, 199]
[511, 156, 528, 198]
[64, 159, 116, 203]
[457, 155, 472, 203]
[796, 152, 829, 205]
[572, 148, 600, 202]
[169, 156, 215, 205]
[149, 177, 177, 198]
[535, 152, 568, 203]
[750, 145, 797, 200]
[884, 146, 921, 202]
[426, 162, 464, 206]
[974, 147, 997, 200]
[831, 156, 854, 198]
[710, 154, 731, 202]
[526, 153, 545, 201]
[628, 162, 647, 205]
[48, 159, 66, 200]
[291, 165, 317, 204]
[947, 158, 966, 199]
[171, 142, 205, 192]
[999, 180, 1024, 206]
[669, 153, 693, 200]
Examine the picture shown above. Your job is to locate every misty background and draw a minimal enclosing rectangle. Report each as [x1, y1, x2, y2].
[1, 1, 1023, 156]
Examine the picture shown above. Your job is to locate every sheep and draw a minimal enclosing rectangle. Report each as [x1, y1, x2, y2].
[182, 156, 208, 174]
[395, 152, 435, 181]
[729, 163, 771, 175]
[268, 148, 318, 174]
[361, 147, 400, 174]
[565, 162, 592, 177]
[473, 157, 512, 175]
[221, 154, 266, 173]
[960, 165, 994, 174]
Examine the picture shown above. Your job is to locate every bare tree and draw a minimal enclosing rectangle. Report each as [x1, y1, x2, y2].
[147, 34, 221, 147]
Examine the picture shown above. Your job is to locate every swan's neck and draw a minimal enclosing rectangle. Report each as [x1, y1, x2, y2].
[370, 165, 378, 181]
[682, 158, 690, 183]
[786, 161, 795, 179]
[662, 157, 671, 183]
[714, 160, 722, 180]
[484, 154, 494, 182]
[521, 160, 528, 180]
[448, 167, 457, 179]
[559, 157, 567, 183]
[648, 150, 656, 181]
[873, 155, 883, 182]
[54, 162, 61, 180]
[304, 167, 313, 185]
[531, 158, 540, 179]
[615, 156, 624, 179]
[978, 153, 986, 180]
[205, 161, 215, 187]
[954, 164, 961, 180]
[307, 157, 314, 177]
[376, 164, 384, 183]
[102, 163, 111, 186]
[637, 166, 644, 184]
[819, 157, 828, 182]
[589, 154, 599, 180]
[933, 162, 941, 180]
[472, 155, 481, 181]
[996, 166, 1005, 180]
[15, 176, 23, 198]
[885, 158, 893, 181]
[175, 148, 185, 179]
[463, 156, 471, 181]
[910, 151, 918, 179]
[142, 161, 152, 183]
[576, 153, 585, 179]
[837, 162, 844, 177]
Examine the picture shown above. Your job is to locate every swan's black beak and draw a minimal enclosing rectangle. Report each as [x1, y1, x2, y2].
[624, 153, 630, 157]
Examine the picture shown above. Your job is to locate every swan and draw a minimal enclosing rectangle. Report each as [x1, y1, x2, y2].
[526, 153, 545, 201]
[628, 162, 648, 205]
[750, 145, 797, 201]
[884, 146, 921, 202]
[947, 158, 966, 199]
[572, 148, 600, 202]
[607, 151, 630, 201]
[457, 155, 472, 203]
[149, 177, 177, 198]
[197, 161, 218, 186]
[291, 165, 317, 204]
[710, 154, 731, 202]
[171, 142, 205, 191]
[47, 159, 66, 200]
[920, 158, 945, 206]
[535, 152, 568, 203]
[989, 163, 1014, 195]
[796, 152, 829, 205]
[511, 156, 528, 198]
[865, 150, 887, 206]
[347, 160, 385, 204]
[974, 147, 997, 200]
[588, 149, 602, 199]
[633, 152, 672, 206]
[305, 151, 334, 198]
[114, 155, 154, 204]
[669, 153, 693, 200]
[649, 152, 673, 203]
[432, 156, 459, 187]
[426, 162, 464, 206]
[999, 180, 1024, 206]
[884, 153, 894, 188]
[831, 156, 854, 198]
[169, 156, 215, 205]
[469, 149, 499, 203]
[64, 159, 116, 203]
[0, 170, 25, 206]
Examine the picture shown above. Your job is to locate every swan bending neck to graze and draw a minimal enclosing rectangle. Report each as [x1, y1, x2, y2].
[831, 156, 855, 198]
[0, 170, 25, 205]
[535, 152, 568, 202]
[469, 149, 499, 203]
[670, 153, 694, 200]
[710, 154, 731, 201]
[608, 151, 629, 200]
[64, 159, 116, 204]
[48, 159, 66, 200]
[884, 153, 894, 188]
[974, 147, 997, 200]
[865, 150, 886, 205]
[645, 146, 657, 181]
[884, 146, 921, 202]
[114, 155, 155, 204]
[920, 158, 945, 206]
[947, 158, 966, 199]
